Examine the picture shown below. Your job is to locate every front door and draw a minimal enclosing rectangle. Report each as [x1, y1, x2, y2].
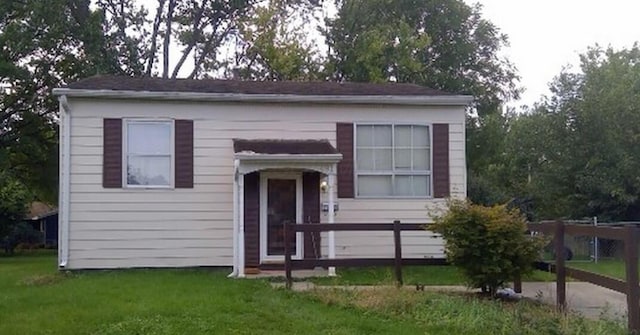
[260, 172, 303, 262]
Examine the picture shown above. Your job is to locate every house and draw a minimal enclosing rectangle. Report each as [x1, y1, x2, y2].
[25, 202, 58, 247]
[53, 76, 471, 276]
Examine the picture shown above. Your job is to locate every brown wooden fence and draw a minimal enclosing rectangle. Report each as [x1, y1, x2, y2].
[519, 221, 640, 333]
[283, 220, 447, 288]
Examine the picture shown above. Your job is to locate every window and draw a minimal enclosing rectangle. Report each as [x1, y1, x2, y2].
[355, 124, 431, 197]
[125, 120, 173, 187]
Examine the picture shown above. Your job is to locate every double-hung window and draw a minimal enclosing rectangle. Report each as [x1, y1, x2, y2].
[125, 120, 173, 187]
[355, 124, 431, 197]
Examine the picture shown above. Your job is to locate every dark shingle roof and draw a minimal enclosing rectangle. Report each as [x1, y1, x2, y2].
[65, 76, 455, 96]
[233, 139, 339, 155]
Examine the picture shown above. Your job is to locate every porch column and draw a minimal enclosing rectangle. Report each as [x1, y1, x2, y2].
[229, 163, 239, 278]
[238, 172, 245, 278]
[328, 172, 336, 276]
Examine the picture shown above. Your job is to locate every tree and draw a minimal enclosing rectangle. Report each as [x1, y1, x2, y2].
[325, 0, 430, 84]
[0, 173, 32, 248]
[563, 46, 640, 220]
[326, 0, 520, 117]
[0, 0, 121, 203]
[487, 45, 640, 221]
[232, 0, 325, 80]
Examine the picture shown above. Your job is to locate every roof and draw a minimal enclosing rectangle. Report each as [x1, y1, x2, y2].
[64, 76, 455, 97]
[25, 202, 58, 220]
[233, 139, 339, 155]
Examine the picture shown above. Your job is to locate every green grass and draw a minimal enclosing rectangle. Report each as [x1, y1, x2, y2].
[0, 251, 624, 335]
[310, 266, 555, 286]
[307, 288, 626, 335]
[569, 260, 627, 279]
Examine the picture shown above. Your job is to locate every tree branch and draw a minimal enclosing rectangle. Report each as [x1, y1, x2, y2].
[146, 0, 166, 76]
[187, 23, 235, 79]
[170, 1, 207, 78]
[162, 0, 176, 78]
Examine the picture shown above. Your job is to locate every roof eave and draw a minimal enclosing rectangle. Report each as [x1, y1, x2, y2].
[52, 88, 474, 106]
[234, 153, 343, 163]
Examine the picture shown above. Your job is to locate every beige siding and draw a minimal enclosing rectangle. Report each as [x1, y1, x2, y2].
[64, 99, 465, 269]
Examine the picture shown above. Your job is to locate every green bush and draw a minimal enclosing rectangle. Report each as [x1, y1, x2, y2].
[0, 174, 31, 242]
[3, 222, 43, 254]
[431, 200, 544, 296]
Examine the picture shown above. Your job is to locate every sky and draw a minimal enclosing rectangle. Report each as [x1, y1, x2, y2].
[467, 0, 640, 108]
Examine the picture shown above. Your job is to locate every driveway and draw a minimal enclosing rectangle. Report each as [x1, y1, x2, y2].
[520, 282, 627, 320]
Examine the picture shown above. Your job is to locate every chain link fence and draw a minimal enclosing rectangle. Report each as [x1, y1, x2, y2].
[537, 218, 639, 263]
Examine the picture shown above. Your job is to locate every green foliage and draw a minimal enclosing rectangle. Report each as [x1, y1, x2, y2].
[326, 0, 520, 117]
[0, 0, 122, 203]
[4, 223, 43, 253]
[431, 200, 544, 295]
[0, 174, 32, 244]
[476, 45, 640, 221]
[233, 0, 324, 80]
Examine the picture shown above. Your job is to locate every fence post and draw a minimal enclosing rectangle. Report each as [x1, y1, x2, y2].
[593, 216, 599, 264]
[624, 225, 639, 333]
[284, 221, 292, 289]
[393, 220, 403, 287]
[555, 220, 566, 311]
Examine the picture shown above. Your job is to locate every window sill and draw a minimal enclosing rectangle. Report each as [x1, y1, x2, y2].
[354, 196, 435, 200]
[124, 185, 174, 190]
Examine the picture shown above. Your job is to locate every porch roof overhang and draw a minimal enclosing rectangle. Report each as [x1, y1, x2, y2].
[231, 139, 341, 278]
[233, 139, 343, 175]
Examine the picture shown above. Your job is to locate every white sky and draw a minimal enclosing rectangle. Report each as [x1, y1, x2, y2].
[467, 0, 640, 108]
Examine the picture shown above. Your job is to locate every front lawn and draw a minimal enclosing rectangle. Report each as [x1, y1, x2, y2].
[0, 252, 423, 334]
[569, 260, 627, 279]
[0, 252, 625, 335]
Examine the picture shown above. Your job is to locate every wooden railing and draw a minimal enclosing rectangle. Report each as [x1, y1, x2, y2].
[283, 220, 447, 288]
[521, 221, 640, 333]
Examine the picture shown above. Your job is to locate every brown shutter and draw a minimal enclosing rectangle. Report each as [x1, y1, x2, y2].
[103, 118, 122, 188]
[244, 172, 260, 268]
[336, 123, 354, 198]
[303, 172, 321, 261]
[174, 119, 194, 188]
[432, 124, 450, 198]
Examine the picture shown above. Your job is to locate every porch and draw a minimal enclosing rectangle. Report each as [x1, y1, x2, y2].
[229, 139, 343, 278]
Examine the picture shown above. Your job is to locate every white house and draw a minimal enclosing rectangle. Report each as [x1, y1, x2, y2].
[53, 76, 471, 277]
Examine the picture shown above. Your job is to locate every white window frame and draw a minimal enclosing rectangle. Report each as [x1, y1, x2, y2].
[354, 123, 433, 198]
[122, 119, 175, 189]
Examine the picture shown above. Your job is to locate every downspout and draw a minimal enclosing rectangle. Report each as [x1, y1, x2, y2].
[58, 96, 71, 268]
[228, 159, 240, 278]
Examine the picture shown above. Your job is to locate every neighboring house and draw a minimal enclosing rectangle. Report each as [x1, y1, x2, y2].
[25, 202, 58, 247]
[53, 76, 471, 276]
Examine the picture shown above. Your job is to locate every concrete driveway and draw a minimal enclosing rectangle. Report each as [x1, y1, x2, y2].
[520, 282, 627, 320]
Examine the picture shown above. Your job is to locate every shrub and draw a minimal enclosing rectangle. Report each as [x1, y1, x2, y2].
[0, 174, 31, 244]
[431, 199, 544, 296]
[3, 222, 43, 254]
